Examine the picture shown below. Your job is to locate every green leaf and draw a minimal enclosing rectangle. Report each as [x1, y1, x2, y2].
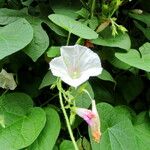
[101, 48, 131, 70]
[129, 12, 150, 26]
[51, 0, 80, 19]
[91, 79, 114, 103]
[0, 18, 33, 60]
[71, 82, 94, 108]
[114, 106, 136, 122]
[0, 8, 49, 61]
[98, 69, 116, 84]
[134, 112, 150, 150]
[0, 0, 5, 7]
[89, 103, 138, 150]
[117, 75, 144, 103]
[115, 42, 150, 72]
[134, 21, 150, 40]
[77, 137, 91, 150]
[47, 46, 60, 58]
[48, 14, 98, 39]
[92, 28, 131, 50]
[39, 71, 57, 89]
[76, 8, 90, 19]
[0, 93, 46, 150]
[0, 93, 33, 124]
[88, 17, 99, 30]
[21, 0, 33, 6]
[60, 140, 74, 150]
[0, 8, 25, 25]
[28, 107, 61, 150]
[23, 19, 49, 61]
[44, 20, 68, 37]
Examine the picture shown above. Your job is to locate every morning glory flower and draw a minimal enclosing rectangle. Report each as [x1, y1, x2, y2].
[49, 44, 102, 88]
[76, 100, 101, 143]
[0, 69, 17, 90]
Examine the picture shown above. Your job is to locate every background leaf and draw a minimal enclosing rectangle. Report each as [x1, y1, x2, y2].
[115, 42, 150, 72]
[23, 19, 49, 61]
[48, 14, 98, 39]
[117, 75, 144, 103]
[0, 18, 33, 60]
[50, 0, 80, 19]
[98, 69, 116, 84]
[28, 107, 61, 150]
[47, 46, 60, 58]
[134, 112, 150, 150]
[0, 8, 49, 61]
[92, 28, 131, 50]
[0, 93, 46, 150]
[89, 103, 138, 150]
[129, 12, 150, 26]
[71, 82, 94, 108]
[134, 21, 150, 40]
[39, 70, 57, 89]
[60, 140, 74, 150]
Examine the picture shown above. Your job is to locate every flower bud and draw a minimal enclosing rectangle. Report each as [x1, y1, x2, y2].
[75, 100, 101, 143]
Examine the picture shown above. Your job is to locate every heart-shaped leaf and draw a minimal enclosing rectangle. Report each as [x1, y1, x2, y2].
[28, 107, 61, 150]
[0, 93, 46, 150]
[0, 18, 33, 60]
[0, 8, 49, 62]
[115, 42, 150, 72]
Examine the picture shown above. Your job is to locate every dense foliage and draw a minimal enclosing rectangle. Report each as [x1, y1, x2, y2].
[0, 0, 150, 150]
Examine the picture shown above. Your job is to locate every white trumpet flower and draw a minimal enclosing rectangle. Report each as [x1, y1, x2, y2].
[0, 69, 17, 90]
[49, 44, 102, 88]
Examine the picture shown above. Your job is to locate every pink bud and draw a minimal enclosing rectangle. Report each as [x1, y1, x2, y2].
[75, 100, 101, 143]
[76, 108, 95, 126]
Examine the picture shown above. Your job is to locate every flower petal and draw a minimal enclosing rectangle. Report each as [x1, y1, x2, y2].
[61, 73, 89, 88]
[49, 56, 68, 77]
[78, 46, 102, 76]
[76, 108, 95, 126]
[50, 44, 102, 87]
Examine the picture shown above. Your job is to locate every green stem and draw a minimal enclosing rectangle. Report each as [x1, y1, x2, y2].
[90, 0, 95, 18]
[83, 89, 93, 101]
[66, 32, 71, 46]
[80, 0, 88, 9]
[58, 81, 79, 150]
[40, 94, 58, 107]
[1, 89, 9, 97]
[76, 37, 83, 45]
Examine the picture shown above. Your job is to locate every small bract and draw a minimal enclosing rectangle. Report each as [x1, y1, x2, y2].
[49, 44, 102, 87]
[0, 69, 17, 90]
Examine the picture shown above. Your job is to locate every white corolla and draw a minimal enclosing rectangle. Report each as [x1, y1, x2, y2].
[49, 44, 102, 88]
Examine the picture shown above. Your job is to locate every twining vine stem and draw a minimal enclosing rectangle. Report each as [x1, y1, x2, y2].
[58, 80, 79, 150]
